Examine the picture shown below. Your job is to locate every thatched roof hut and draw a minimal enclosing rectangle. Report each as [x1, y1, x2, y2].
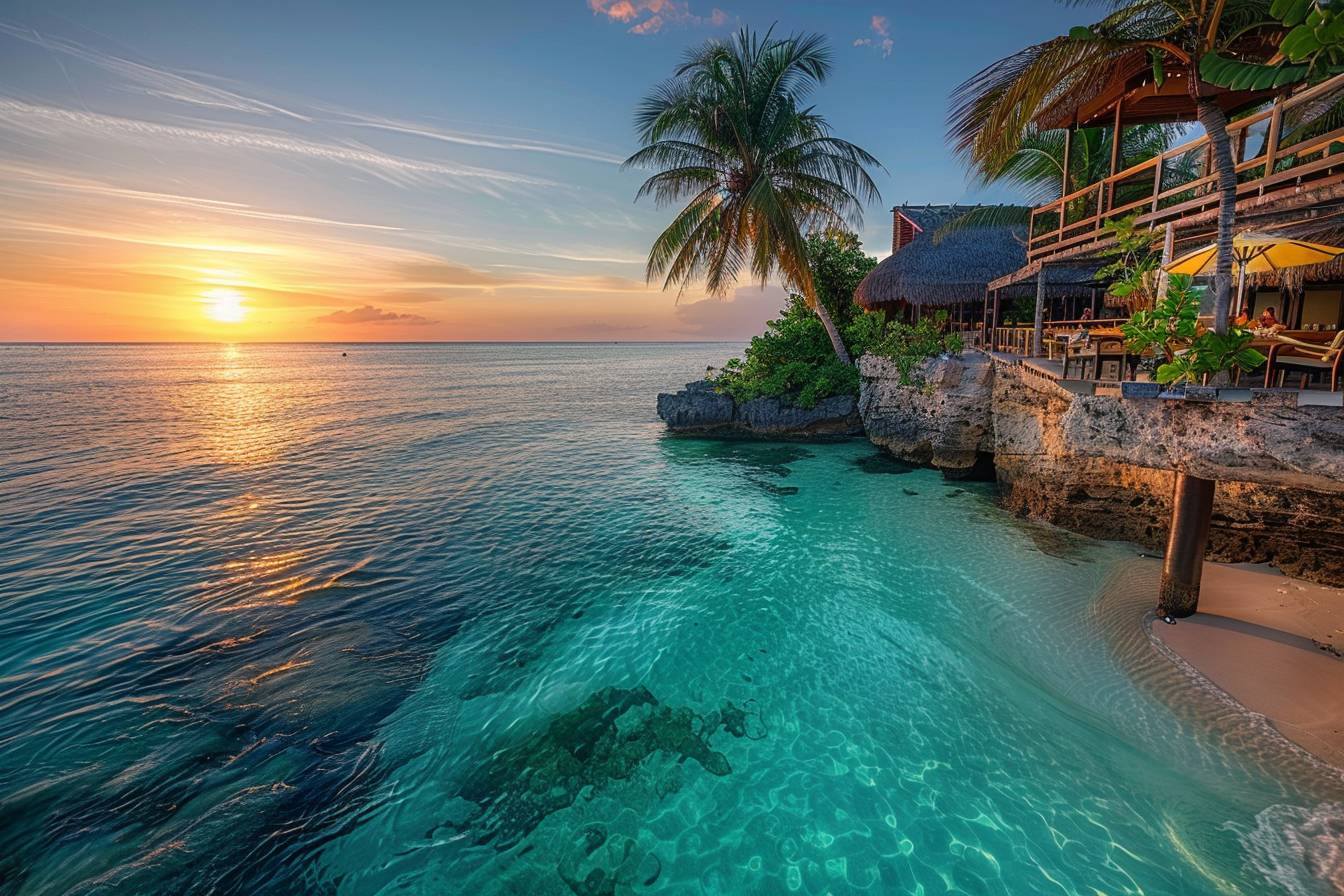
[854, 205, 1030, 311]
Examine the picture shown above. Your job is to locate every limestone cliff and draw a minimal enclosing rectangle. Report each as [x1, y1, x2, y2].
[858, 354, 995, 478]
[859, 353, 1344, 585]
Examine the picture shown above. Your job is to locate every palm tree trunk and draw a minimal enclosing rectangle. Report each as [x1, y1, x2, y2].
[814, 301, 852, 365]
[1196, 99, 1237, 336]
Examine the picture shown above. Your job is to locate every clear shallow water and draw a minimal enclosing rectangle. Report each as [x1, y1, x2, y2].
[1, 343, 1342, 896]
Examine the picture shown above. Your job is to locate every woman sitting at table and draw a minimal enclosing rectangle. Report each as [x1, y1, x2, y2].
[1259, 306, 1282, 330]
[1234, 304, 1252, 327]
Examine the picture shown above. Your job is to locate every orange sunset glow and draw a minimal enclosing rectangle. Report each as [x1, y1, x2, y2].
[0, 27, 804, 345]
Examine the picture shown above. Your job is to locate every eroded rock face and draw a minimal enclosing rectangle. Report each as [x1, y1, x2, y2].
[858, 353, 995, 478]
[859, 351, 1344, 585]
[657, 380, 862, 438]
[655, 380, 735, 431]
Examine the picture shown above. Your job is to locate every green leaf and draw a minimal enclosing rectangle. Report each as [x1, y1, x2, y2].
[1272, 0, 1311, 28]
[1150, 48, 1165, 87]
[1068, 25, 1097, 41]
[1283, 24, 1324, 61]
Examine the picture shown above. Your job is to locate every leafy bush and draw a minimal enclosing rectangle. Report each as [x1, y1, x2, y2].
[711, 231, 968, 405]
[1121, 273, 1265, 385]
[869, 311, 964, 384]
[1121, 273, 1201, 363]
[714, 296, 862, 408]
[712, 232, 878, 408]
[1097, 213, 1160, 313]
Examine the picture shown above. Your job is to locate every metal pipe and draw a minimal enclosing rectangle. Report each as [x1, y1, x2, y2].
[1158, 473, 1215, 618]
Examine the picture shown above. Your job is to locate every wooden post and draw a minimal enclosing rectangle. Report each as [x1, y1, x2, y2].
[1261, 101, 1282, 196]
[1059, 128, 1073, 238]
[1033, 266, 1047, 357]
[1158, 473, 1216, 618]
[981, 290, 989, 345]
[991, 289, 1001, 351]
[1106, 101, 1122, 212]
[1090, 287, 1098, 318]
[1155, 222, 1175, 305]
[1150, 152, 1164, 214]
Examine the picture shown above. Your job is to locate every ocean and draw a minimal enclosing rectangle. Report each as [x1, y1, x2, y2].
[1, 342, 1340, 895]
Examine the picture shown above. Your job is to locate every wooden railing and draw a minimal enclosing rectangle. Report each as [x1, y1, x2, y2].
[989, 318, 1127, 356]
[1027, 72, 1344, 262]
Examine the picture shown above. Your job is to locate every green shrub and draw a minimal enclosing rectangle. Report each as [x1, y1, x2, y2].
[1121, 273, 1265, 385]
[712, 232, 877, 409]
[868, 311, 964, 384]
[713, 296, 861, 408]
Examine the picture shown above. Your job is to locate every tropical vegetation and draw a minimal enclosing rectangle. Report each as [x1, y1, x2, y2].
[711, 232, 963, 407]
[1202, 0, 1344, 88]
[712, 233, 877, 408]
[1096, 214, 1162, 313]
[1121, 274, 1266, 384]
[947, 0, 1309, 337]
[624, 27, 881, 364]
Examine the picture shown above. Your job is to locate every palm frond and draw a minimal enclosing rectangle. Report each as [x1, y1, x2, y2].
[628, 27, 882, 302]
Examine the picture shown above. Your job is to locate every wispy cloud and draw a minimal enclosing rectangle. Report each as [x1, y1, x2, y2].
[0, 22, 312, 120]
[331, 113, 624, 165]
[0, 99, 556, 193]
[315, 305, 434, 325]
[0, 163, 404, 231]
[854, 15, 893, 58]
[0, 20, 624, 166]
[588, 0, 730, 35]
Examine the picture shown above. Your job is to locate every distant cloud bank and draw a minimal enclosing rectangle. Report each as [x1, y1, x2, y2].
[315, 305, 434, 325]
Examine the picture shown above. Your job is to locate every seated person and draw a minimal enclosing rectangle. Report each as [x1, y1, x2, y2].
[1258, 306, 1282, 330]
[1080, 307, 1094, 321]
[1234, 304, 1251, 327]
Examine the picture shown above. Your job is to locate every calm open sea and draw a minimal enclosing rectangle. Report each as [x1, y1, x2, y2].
[1, 342, 1342, 895]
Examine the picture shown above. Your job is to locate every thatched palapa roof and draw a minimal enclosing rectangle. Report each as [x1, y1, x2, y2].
[854, 205, 1028, 309]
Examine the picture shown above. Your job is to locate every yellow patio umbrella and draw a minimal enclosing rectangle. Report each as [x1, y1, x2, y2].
[1164, 232, 1344, 320]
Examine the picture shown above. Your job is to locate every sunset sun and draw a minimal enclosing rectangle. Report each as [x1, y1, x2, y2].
[202, 288, 247, 324]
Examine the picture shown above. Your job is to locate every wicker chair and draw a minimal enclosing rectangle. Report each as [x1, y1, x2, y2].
[1264, 331, 1344, 392]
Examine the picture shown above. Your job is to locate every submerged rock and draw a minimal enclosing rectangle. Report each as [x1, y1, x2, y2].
[657, 380, 862, 438]
[450, 686, 755, 848]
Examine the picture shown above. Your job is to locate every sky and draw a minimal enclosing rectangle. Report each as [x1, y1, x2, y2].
[0, 0, 1083, 342]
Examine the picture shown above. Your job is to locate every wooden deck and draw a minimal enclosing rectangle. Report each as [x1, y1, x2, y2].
[989, 72, 1344, 289]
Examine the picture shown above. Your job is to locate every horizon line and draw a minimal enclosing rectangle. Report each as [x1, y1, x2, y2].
[0, 339, 746, 346]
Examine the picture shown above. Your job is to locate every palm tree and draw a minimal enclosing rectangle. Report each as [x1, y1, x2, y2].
[948, 0, 1279, 335]
[625, 28, 881, 364]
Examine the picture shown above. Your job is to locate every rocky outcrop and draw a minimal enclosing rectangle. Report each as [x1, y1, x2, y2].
[858, 353, 995, 478]
[859, 352, 1344, 585]
[657, 380, 862, 438]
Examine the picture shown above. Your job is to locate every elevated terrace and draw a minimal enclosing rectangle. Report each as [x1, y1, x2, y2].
[990, 72, 1344, 290]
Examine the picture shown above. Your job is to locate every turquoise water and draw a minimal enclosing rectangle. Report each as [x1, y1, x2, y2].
[1, 343, 1341, 895]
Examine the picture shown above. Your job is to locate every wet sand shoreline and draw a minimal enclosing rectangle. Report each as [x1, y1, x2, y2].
[1154, 562, 1344, 768]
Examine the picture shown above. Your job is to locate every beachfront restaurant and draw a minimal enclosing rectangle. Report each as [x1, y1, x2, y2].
[978, 66, 1344, 392]
[853, 205, 1042, 342]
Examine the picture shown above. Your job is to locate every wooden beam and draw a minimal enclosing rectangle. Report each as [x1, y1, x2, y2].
[1261, 100, 1282, 196]
[1059, 128, 1073, 236]
[1033, 267, 1047, 357]
[1106, 101, 1122, 212]
[991, 289, 1001, 351]
[1158, 473, 1215, 618]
